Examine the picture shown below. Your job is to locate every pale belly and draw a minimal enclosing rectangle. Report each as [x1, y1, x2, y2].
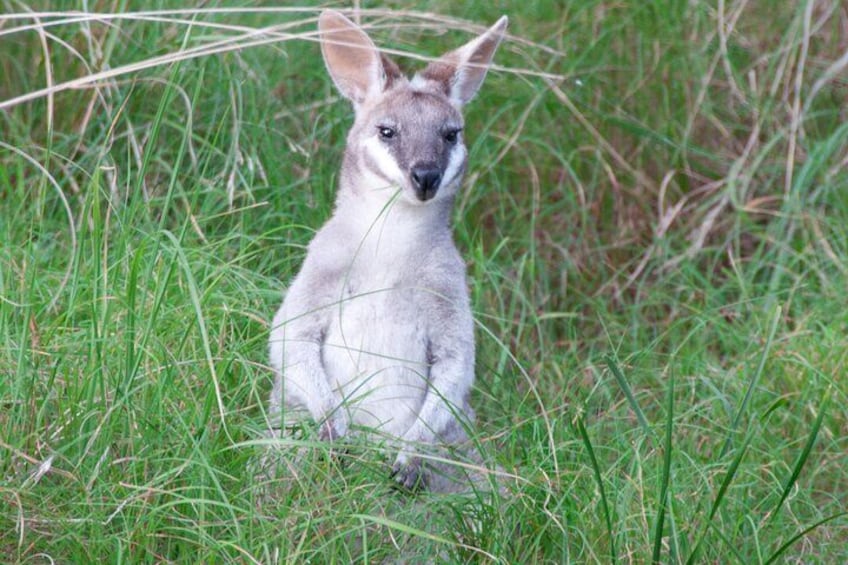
[321, 288, 430, 436]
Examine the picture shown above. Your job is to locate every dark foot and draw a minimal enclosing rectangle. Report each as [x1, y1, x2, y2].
[391, 457, 428, 492]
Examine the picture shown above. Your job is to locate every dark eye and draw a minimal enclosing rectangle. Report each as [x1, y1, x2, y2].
[378, 126, 396, 140]
[443, 129, 461, 144]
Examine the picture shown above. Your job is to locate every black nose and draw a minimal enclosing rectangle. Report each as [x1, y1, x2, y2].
[410, 165, 442, 201]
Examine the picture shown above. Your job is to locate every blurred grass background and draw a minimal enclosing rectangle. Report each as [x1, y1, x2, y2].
[1, 1, 847, 562]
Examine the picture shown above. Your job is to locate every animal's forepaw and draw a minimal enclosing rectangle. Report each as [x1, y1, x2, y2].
[318, 413, 348, 442]
[391, 454, 427, 492]
[316, 417, 351, 464]
[318, 421, 337, 442]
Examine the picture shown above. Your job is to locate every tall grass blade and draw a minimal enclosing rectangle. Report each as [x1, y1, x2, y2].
[354, 514, 499, 561]
[576, 415, 617, 564]
[764, 512, 848, 564]
[161, 230, 231, 440]
[769, 386, 831, 523]
[686, 429, 754, 564]
[651, 370, 674, 563]
[719, 306, 781, 458]
[606, 355, 654, 443]
[707, 521, 748, 563]
[354, 514, 452, 545]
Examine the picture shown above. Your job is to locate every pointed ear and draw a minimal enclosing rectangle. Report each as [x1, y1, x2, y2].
[318, 10, 401, 104]
[418, 16, 508, 106]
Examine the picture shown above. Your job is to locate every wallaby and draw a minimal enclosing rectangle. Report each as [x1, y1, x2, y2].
[267, 10, 508, 492]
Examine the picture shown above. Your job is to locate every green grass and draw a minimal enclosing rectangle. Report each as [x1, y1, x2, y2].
[2, 1, 847, 562]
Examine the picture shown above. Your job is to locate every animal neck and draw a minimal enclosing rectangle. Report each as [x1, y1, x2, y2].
[335, 185, 453, 257]
[333, 156, 455, 258]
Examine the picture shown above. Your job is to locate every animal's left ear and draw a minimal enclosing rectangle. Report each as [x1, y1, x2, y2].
[418, 16, 508, 106]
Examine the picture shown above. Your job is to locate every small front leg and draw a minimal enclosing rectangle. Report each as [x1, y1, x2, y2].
[391, 338, 474, 490]
[269, 299, 350, 442]
[318, 409, 349, 442]
[398, 355, 473, 449]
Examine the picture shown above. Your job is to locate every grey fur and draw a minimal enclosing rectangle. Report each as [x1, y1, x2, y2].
[267, 10, 508, 492]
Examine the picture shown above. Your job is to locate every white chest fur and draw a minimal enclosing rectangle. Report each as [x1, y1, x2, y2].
[322, 276, 430, 436]
[321, 203, 437, 436]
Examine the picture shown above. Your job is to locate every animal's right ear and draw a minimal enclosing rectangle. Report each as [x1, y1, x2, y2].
[418, 16, 508, 107]
[319, 10, 398, 105]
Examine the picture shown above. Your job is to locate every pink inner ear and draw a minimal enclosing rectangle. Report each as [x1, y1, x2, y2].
[415, 20, 506, 105]
[321, 26, 381, 102]
[469, 37, 501, 66]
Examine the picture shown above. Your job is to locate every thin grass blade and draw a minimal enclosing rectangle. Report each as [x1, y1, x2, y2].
[769, 386, 831, 523]
[764, 512, 848, 564]
[686, 428, 753, 565]
[606, 355, 654, 443]
[651, 370, 674, 563]
[720, 306, 781, 458]
[576, 415, 617, 564]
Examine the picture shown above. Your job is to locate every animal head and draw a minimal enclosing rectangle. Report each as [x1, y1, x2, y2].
[318, 10, 508, 206]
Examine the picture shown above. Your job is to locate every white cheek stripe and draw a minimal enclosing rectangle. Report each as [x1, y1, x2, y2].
[441, 144, 467, 190]
[362, 137, 405, 189]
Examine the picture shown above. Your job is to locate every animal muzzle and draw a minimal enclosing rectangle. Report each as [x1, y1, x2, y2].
[410, 164, 443, 201]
